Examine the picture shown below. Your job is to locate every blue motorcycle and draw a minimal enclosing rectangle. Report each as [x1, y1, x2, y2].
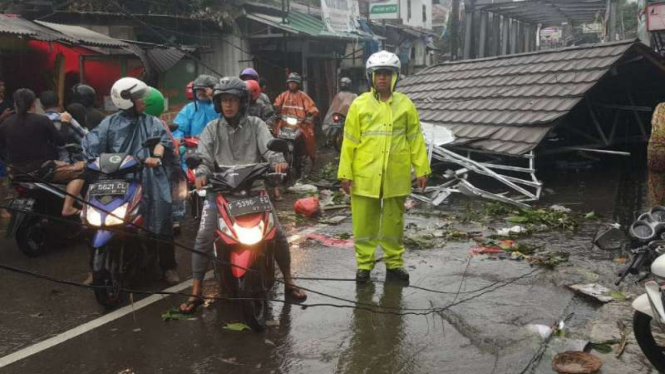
[82, 137, 161, 308]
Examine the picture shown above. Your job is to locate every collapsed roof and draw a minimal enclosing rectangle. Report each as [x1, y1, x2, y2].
[400, 40, 665, 156]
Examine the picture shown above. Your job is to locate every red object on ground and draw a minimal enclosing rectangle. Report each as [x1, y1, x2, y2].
[294, 197, 320, 218]
[469, 246, 505, 255]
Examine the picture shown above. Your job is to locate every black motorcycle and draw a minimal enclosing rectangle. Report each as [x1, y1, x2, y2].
[595, 206, 665, 373]
[5, 144, 83, 257]
[330, 112, 346, 152]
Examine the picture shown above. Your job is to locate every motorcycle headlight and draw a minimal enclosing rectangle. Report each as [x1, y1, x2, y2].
[105, 203, 128, 226]
[86, 207, 102, 227]
[286, 117, 298, 126]
[233, 221, 264, 245]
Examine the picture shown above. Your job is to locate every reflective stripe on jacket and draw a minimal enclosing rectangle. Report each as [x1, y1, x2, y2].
[337, 90, 431, 199]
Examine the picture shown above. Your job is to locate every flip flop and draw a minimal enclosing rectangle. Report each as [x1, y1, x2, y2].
[62, 208, 81, 218]
[285, 285, 307, 301]
[179, 297, 204, 314]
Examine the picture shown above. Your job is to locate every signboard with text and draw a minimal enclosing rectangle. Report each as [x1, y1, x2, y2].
[369, 0, 399, 20]
[321, 0, 360, 33]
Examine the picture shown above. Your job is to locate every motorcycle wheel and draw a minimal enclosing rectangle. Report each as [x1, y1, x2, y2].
[634, 311, 665, 372]
[92, 249, 124, 309]
[15, 216, 47, 257]
[241, 298, 268, 332]
[333, 130, 343, 152]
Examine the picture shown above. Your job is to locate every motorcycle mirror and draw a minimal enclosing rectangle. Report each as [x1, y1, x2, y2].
[168, 123, 179, 132]
[267, 139, 289, 154]
[594, 226, 629, 251]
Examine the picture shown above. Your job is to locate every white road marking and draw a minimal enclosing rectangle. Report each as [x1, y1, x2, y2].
[0, 223, 330, 368]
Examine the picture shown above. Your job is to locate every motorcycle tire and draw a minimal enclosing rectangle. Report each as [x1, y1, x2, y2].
[15, 216, 47, 257]
[92, 249, 124, 309]
[240, 298, 268, 332]
[633, 310, 665, 372]
[333, 130, 343, 152]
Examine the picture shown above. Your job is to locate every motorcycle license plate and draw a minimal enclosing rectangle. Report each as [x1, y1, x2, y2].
[9, 198, 35, 211]
[227, 196, 272, 217]
[278, 129, 297, 140]
[89, 180, 128, 196]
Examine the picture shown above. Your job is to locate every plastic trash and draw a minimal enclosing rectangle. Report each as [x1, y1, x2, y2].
[287, 183, 318, 194]
[294, 197, 320, 218]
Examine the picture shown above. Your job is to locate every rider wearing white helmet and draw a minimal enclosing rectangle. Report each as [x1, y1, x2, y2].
[82, 77, 181, 285]
[337, 51, 431, 283]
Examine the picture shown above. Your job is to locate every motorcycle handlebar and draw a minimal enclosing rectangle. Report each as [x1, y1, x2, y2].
[616, 252, 646, 285]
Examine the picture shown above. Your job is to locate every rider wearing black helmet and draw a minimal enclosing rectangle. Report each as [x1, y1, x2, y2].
[179, 76, 307, 313]
[66, 83, 105, 130]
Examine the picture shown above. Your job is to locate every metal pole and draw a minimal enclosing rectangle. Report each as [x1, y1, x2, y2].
[479, 11, 488, 58]
[491, 12, 501, 57]
[501, 17, 510, 55]
[510, 20, 518, 54]
[463, 6, 474, 59]
[451, 0, 460, 60]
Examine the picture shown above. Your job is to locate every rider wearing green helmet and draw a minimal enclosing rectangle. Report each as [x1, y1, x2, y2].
[144, 86, 165, 117]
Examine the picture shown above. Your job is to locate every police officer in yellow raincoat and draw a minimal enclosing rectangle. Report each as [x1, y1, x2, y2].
[338, 51, 431, 283]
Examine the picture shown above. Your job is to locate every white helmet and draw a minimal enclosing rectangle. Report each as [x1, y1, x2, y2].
[110, 77, 149, 110]
[365, 50, 401, 87]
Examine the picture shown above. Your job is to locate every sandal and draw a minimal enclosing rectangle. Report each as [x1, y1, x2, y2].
[285, 285, 307, 301]
[62, 208, 81, 218]
[179, 296, 204, 314]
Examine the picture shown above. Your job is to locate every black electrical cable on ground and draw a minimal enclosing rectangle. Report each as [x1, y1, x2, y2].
[0, 262, 541, 317]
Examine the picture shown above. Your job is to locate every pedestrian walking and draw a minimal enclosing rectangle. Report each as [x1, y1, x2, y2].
[337, 51, 431, 283]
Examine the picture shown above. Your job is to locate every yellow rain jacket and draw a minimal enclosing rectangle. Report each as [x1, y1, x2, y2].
[337, 89, 431, 199]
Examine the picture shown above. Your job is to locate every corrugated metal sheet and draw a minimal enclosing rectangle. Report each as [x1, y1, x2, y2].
[0, 14, 61, 41]
[35, 21, 128, 48]
[247, 8, 373, 40]
[400, 40, 640, 156]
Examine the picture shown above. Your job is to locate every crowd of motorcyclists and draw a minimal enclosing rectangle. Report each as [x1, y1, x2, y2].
[0, 50, 429, 313]
[0, 66, 356, 298]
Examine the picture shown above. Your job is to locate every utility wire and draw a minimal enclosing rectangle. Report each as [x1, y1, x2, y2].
[0, 263, 540, 316]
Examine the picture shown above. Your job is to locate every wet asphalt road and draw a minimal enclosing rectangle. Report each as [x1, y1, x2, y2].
[0, 153, 660, 374]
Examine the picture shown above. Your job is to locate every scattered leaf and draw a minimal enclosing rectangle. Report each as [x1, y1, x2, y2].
[266, 320, 280, 327]
[591, 343, 613, 354]
[585, 211, 598, 220]
[161, 307, 196, 322]
[609, 291, 627, 301]
[133, 328, 142, 332]
[30, 312, 43, 318]
[224, 322, 251, 331]
[506, 216, 530, 223]
[264, 339, 276, 346]
[219, 357, 243, 366]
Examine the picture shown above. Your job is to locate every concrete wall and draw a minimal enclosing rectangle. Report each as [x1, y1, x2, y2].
[197, 34, 252, 78]
[400, 0, 433, 30]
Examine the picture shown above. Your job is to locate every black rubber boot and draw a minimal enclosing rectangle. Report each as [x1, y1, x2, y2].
[356, 269, 371, 283]
[386, 267, 410, 283]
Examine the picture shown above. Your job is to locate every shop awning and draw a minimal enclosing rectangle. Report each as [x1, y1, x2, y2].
[246, 7, 374, 41]
[35, 20, 129, 48]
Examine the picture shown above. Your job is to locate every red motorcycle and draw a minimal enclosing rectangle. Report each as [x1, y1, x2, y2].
[183, 136, 205, 219]
[207, 139, 288, 331]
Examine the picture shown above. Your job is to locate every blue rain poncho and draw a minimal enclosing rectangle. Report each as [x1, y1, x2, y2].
[172, 100, 218, 140]
[82, 111, 175, 236]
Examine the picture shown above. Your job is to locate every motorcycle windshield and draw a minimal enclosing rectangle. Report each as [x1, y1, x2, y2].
[210, 163, 271, 192]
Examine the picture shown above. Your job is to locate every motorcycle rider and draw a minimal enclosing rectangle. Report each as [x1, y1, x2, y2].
[82, 77, 180, 285]
[273, 72, 319, 165]
[66, 83, 105, 130]
[179, 77, 307, 313]
[40, 90, 88, 163]
[322, 77, 358, 140]
[337, 51, 431, 283]
[245, 79, 275, 129]
[173, 75, 219, 170]
[239, 68, 270, 106]
[0, 88, 85, 217]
